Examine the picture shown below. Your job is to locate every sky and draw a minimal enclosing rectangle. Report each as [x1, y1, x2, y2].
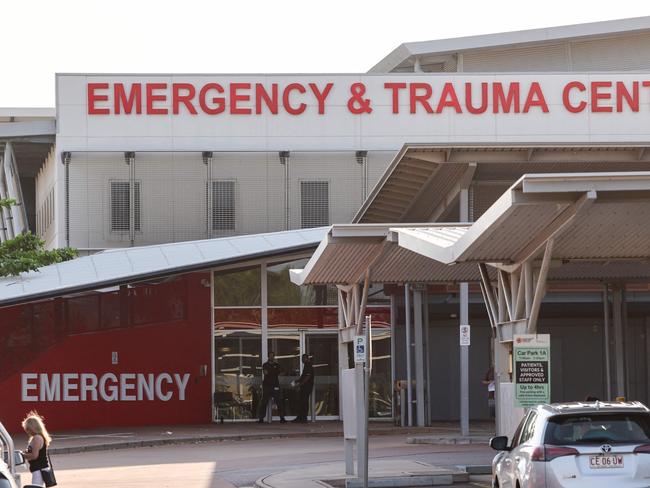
[3, 0, 650, 107]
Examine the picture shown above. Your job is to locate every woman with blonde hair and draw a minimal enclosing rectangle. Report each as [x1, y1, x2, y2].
[21, 411, 52, 486]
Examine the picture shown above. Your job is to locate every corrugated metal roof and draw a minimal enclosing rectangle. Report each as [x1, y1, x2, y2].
[395, 172, 650, 265]
[355, 144, 650, 224]
[0, 227, 328, 307]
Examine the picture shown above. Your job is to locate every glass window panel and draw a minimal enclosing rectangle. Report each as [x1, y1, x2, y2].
[214, 331, 262, 421]
[307, 334, 339, 417]
[214, 308, 261, 330]
[0, 305, 38, 383]
[267, 259, 336, 306]
[267, 334, 302, 417]
[100, 291, 122, 329]
[130, 279, 186, 326]
[346, 329, 393, 418]
[268, 307, 338, 329]
[66, 294, 100, 334]
[366, 307, 391, 328]
[214, 266, 261, 307]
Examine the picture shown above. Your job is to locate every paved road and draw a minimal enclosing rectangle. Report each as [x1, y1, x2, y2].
[38, 434, 493, 487]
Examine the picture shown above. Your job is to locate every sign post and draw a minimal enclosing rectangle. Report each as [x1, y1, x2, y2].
[354, 316, 372, 488]
[514, 334, 551, 408]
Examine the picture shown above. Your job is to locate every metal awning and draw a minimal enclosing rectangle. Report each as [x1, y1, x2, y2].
[289, 224, 480, 286]
[355, 144, 650, 224]
[394, 172, 650, 265]
[292, 172, 650, 287]
[0, 227, 327, 308]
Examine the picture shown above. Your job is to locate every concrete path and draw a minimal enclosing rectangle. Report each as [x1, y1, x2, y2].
[10, 420, 494, 454]
[255, 459, 469, 488]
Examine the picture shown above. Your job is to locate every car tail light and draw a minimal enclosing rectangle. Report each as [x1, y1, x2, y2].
[531, 445, 579, 462]
[634, 444, 650, 454]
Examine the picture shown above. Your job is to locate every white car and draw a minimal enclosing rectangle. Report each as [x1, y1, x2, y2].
[0, 422, 26, 488]
[490, 401, 650, 488]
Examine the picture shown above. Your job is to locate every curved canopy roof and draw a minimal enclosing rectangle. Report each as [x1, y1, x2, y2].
[0, 227, 327, 308]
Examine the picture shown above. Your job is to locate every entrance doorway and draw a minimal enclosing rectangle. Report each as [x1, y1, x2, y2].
[268, 331, 339, 419]
[214, 330, 340, 421]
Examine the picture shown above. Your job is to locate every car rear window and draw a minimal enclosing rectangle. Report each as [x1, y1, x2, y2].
[545, 412, 650, 445]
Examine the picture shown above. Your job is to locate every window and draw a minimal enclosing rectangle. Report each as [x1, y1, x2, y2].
[110, 181, 141, 232]
[545, 413, 650, 445]
[267, 258, 336, 306]
[519, 411, 538, 445]
[214, 266, 261, 307]
[211, 180, 236, 232]
[300, 181, 329, 228]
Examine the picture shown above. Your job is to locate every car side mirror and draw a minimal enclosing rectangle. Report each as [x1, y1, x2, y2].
[490, 436, 510, 451]
[14, 450, 26, 466]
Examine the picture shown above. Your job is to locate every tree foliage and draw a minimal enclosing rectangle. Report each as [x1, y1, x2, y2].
[0, 199, 77, 277]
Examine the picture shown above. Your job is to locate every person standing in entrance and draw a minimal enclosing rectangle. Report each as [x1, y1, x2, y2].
[258, 351, 286, 423]
[293, 354, 314, 423]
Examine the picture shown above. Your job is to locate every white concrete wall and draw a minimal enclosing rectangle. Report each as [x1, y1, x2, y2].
[63, 150, 395, 249]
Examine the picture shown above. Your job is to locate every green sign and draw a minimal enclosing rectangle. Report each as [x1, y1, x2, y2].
[514, 334, 550, 408]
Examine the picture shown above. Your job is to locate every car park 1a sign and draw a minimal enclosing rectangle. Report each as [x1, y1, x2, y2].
[514, 334, 551, 408]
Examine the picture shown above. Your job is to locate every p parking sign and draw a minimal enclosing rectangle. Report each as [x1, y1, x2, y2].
[354, 335, 367, 364]
[514, 334, 551, 408]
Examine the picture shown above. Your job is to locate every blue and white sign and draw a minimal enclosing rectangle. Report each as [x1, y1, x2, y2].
[354, 335, 367, 364]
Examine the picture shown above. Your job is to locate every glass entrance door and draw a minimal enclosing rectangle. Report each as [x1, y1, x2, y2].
[305, 333, 339, 418]
[265, 331, 339, 419]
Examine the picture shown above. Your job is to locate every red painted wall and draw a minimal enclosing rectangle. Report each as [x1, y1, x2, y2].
[0, 272, 212, 433]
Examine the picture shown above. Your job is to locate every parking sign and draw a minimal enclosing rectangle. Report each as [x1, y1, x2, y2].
[354, 335, 367, 363]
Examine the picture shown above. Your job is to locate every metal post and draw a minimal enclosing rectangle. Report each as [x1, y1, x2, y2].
[603, 284, 612, 400]
[524, 260, 533, 318]
[613, 285, 625, 398]
[126, 152, 136, 247]
[339, 299, 354, 476]
[355, 362, 366, 480]
[460, 282, 470, 437]
[413, 288, 425, 426]
[362, 316, 371, 488]
[204, 152, 213, 238]
[389, 294, 396, 422]
[338, 300, 349, 418]
[528, 239, 554, 334]
[404, 284, 413, 427]
[261, 263, 270, 422]
[280, 151, 290, 230]
[621, 283, 636, 397]
[423, 289, 431, 424]
[459, 187, 470, 437]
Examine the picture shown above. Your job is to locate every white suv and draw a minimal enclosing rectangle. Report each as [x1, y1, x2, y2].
[490, 401, 650, 488]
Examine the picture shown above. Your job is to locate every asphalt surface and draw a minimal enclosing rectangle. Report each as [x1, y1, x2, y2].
[38, 434, 493, 487]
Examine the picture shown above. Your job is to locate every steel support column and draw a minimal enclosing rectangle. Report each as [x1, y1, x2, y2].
[459, 187, 470, 437]
[405, 284, 413, 426]
[603, 284, 612, 400]
[413, 287, 425, 427]
[389, 293, 396, 421]
[612, 285, 625, 398]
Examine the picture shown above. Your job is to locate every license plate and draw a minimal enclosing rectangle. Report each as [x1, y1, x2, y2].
[589, 454, 624, 469]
